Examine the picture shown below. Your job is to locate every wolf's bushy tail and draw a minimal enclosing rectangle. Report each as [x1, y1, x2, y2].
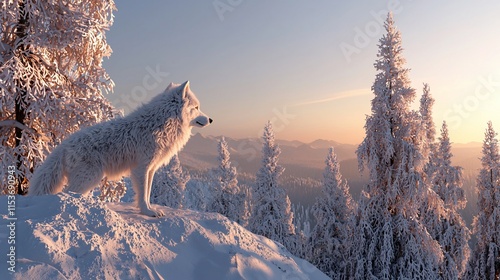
[28, 147, 65, 195]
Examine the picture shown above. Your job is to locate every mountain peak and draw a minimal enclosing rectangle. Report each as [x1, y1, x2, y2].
[309, 139, 340, 149]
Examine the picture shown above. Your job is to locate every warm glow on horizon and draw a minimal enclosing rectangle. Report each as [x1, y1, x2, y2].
[199, 78, 500, 146]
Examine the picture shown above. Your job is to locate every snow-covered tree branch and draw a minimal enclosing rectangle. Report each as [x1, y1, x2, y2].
[1, 0, 117, 194]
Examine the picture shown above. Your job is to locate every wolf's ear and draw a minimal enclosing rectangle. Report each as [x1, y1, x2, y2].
[180, 81, 190, 99]
[165, 82, 175, 91]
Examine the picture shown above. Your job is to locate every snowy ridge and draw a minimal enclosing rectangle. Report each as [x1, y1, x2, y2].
[0, 193, 328, 280]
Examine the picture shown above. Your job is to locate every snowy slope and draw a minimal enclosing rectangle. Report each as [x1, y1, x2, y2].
[0, 193, 328, 280]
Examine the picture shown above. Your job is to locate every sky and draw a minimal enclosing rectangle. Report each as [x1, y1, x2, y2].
[103, 1, 500, 145]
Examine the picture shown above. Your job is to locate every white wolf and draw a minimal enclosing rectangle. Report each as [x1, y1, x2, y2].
[28, 81, 212, 217]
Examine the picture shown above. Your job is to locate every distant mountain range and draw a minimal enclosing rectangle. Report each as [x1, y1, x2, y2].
[180, 133, 482, 179]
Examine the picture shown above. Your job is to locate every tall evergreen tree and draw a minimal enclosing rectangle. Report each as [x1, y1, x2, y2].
[420, 83, 437, 179]
[351, 13, 442, 279]
[467, 121, 500, 280]
[432, 122, 466, 209]
[419, 85, 470, 279]
[307, 147, 354, 279]
[1, 1, 116, 194]
[248, 121, 295, 247]
[421, 122, 470, 279]
[211, 137, 248, 225]
[151, 154, 189, 209]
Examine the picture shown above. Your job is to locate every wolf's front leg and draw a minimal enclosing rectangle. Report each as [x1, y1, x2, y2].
[131, 166, 164, 217]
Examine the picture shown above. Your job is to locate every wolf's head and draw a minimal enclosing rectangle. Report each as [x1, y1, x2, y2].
[165, 81, 213, 128]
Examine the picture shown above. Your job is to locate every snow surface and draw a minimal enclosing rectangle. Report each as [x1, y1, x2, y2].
[0, 193, 328, 280]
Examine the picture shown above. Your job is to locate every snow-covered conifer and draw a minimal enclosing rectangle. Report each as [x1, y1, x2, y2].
[422, 121, 470, 279]
[1, 1, 117, 194]
[151, 154, 189, 209]
[433, 122, 466, 209]
[351, 13, 442, 279]
[248, 121, 295, 247]
[289, 204, 313, 259]
[210, 137, 245, 224]
[419, 86, 470, 279]
[292, 204, 312, 238]
[420, 83, 437, 178]
[467, 121, 500, 280]
[237, 184, 252, 228]
[184, 180, 210, 212]
[307, 147, 354, 279]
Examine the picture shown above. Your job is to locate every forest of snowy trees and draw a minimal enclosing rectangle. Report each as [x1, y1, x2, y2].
[2, 3, 500, 279]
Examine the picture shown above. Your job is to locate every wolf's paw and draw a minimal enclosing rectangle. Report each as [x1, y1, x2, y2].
[141, 207, 164, 217]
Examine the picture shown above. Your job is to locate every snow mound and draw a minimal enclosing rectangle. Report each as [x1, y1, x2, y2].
[0, 193, 328, 280]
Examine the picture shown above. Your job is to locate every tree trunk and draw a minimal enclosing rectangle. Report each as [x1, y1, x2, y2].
[14, 93, 27, 195]
[14, 0, 29, 195]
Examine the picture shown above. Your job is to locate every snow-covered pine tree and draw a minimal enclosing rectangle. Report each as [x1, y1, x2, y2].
[1, 1, 116, 194]
[420, 83, 437, 179]
[288, 204, 311, 259]
[418, 83, 441, 236]
[351, 13, 442, 279]
[248, 121, 295, 248]
[237, 183, 252, 228]
[292, 204, 312, 238]
[307, 147, 354, 279]
[467, 121, 500, 280]
[151, 154, 189, 209]
[421, 121, 470, 279]
[184, 179, 210, 212]
[210, 137, 247, 224]
[432, 122, 466, 210]
[419, 85, 470, 279]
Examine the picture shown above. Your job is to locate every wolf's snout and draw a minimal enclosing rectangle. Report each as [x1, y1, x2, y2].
[193, 115, 212, 127]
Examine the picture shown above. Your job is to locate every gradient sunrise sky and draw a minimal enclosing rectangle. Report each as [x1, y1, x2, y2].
[103, 1, 500, 144]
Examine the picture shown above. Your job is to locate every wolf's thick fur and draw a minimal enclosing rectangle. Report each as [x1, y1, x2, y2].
[28, 81, 212, 217]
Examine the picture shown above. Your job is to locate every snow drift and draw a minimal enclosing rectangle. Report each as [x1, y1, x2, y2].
[0, 193, 328, 280]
